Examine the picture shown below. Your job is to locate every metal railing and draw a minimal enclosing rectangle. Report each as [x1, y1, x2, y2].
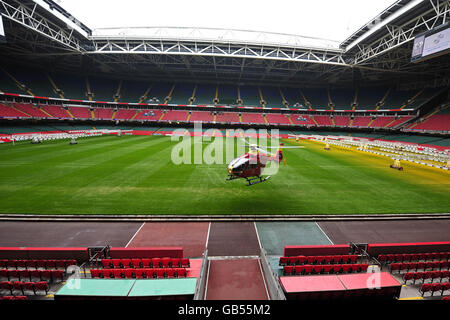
[259, 248, 286, 300]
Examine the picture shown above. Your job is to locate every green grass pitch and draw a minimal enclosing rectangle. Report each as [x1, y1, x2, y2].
[0, 135, 449, 215]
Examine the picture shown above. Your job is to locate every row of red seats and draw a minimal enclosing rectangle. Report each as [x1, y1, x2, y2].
[403, 270, 450, 284]
[0, 281, 49, 295]
[91, 268, 187, 279]
[0, 296, 28, 300]
[378, 252, 449, 264]
[279, 255, 358, 266]
[420, 282, 450, 297]
[288, 287, 399, 301]
[101, 258, 190, 269]
[283, 264, 369, 276]
[389, 260, 449, 273]
[0, 269, 64, 282]
[0, 259, 77, 270]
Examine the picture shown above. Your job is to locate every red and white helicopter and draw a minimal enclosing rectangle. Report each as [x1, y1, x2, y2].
[226, 140, 303, 186]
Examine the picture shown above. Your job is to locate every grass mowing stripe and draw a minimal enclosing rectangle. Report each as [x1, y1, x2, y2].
[0, 136, 449, 215]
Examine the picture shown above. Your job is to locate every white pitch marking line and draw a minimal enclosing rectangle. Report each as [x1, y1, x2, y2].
[315, 222, 334, 245]
[254, 222, 262, 250]
[205, 222, 211, 250]
[125, 222, 145, 248]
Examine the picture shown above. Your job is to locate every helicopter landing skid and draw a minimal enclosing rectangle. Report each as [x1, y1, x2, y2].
[226, 175, 240, 181]
[245, 175, 271, 186]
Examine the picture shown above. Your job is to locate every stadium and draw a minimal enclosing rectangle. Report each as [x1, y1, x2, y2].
[0, 0, 449, 307]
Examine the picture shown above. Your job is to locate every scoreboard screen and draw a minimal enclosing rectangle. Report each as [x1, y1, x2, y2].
[411, 22, 450, 62]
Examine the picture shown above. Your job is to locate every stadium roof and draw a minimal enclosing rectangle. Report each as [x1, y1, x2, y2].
[0, 0, 449, 88]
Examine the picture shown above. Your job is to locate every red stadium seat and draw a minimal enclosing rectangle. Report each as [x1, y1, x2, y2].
[441, 282, 450, 294]
[377, 254, 387, 264]
[0, 260, 7, 269]
[402, 254, 412, 262]
[358, 264, 369, 273]
[303, 265, 312, 275]
[306, 256, 315, 264]
[36, 260, 47, 269]
[6, 260, 18, 269]
[55, 260, 66, 269]
[8, 270, 19, 280]
[349, 255, 358, 264]
[315, 256, 325, 264]
[135, 269, 147, 279]
[112, 259, 122, 268]
[287, 257, 298, 265]
[122, 259, 133, 268]
[312, 265, 323, 274]
[294, 266, 304, 275]
[128, 269, 138, 278]
[114, 269, 125, 279]
[439, 252, 448, 260]
[35, 281, 49, 294]
[171, 258, 181, 267]
[416, 262, 425, 271]
[0, 281, 13, 294]
[46, 260, 57, 269]
[403, 272, 414, 284]
[406, 262, 417, 272]
[422, 272, 432, 282]
[52, 270, 64, 281]
[424, 253, 434, 261]
[342, 265, 352, 273]
[386, 254, 395, 263]
[141, 258, 152, 268]
[90, 269, 101, 278]
[431, 283, 442, 296]
[105, 269, 115, 278]
[283, 266, 293, 276]
[389, 263, 400, 273]
[323, 265, 333, 274]
[394, 254, 403, 262]
[66, 260, 77, 268]
[440, 261, 449, 270]
[41, 270, 52, 281]
[323, 256, 333, 264]
[420, 283, 432, 296]
[433, 253, 442, 260]
[18, 270, 30, 281]
[151, 258, 161, 268]
[413, 272, 424, 284]
[0, 269, 8, 279]
[102, 259, 113, 268]
[177, 268, 187, 278]
[23, 282, 36, 294]
[166, 269, 175, 278]
[156, 269, 165, 278]
[161, 258, 171, 268]
[12, 281, 24, 295]
[131, 258, 142, 268]
[29, 270, 41, 281]
[279, 257, 288, 266]
[181, 258, 190, 268]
